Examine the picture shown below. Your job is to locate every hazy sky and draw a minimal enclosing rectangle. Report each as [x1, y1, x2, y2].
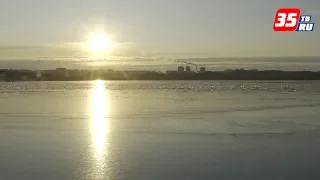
[0, 0, 319, 59]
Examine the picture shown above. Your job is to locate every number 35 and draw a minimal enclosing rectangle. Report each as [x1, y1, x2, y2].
[275, 13, 298, 27]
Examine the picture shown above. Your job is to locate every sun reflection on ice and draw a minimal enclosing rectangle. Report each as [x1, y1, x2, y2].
[91, 80, 108, 157]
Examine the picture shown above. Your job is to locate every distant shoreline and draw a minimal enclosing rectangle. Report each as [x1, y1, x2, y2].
[1, 69, 320, 81]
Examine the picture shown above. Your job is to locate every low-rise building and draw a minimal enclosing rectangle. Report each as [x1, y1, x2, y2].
[166, 70, 176, 74]
[0, 73, 5, 81]
[56, 68, 68, 77]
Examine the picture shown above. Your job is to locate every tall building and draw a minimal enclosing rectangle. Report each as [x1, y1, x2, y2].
[200, 67, 206, 73]
[178, 66, 184, 72]
[186, 66, 191, 72]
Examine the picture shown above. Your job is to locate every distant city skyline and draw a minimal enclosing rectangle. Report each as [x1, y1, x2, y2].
[0, 0, 319, 59]
[1, 57, 320, 72]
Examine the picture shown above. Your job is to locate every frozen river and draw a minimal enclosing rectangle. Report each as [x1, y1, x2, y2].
[1, 80, 320, 180]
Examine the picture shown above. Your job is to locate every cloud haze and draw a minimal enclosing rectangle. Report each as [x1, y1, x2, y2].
[0, 0, 319, 64]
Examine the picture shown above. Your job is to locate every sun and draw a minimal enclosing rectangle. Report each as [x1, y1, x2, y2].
[87, 33, 112, 54]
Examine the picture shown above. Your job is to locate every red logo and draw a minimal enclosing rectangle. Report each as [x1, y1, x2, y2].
[273, 8, 301, 32]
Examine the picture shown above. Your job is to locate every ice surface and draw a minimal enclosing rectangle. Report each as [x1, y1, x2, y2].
[1, 81, 320, 180]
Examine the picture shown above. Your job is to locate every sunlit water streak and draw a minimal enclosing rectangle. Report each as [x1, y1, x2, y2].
[89, 80, 110, 179]
[91, 80, 108, 156]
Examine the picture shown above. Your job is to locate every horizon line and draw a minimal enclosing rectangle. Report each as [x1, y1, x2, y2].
[0, 56, 320, 61]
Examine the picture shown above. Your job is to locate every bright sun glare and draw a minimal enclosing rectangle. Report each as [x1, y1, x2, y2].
[87, 34, 112, 54]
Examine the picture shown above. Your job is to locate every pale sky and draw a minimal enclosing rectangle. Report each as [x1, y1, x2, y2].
[0, 0, 319, 59]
